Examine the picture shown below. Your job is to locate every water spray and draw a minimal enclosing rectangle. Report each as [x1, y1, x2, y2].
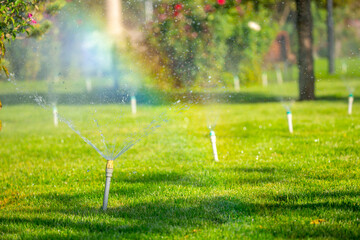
[348, 93, 354, 115]
[102, 160, 114, 211]
[262, 72, 268, 87]
[210, 130, 219, 162]
[131, 95, 137, 114]
[144, 0, 153, 22]
[234, 75, 240, 91]
[286, 110, 293, 134]
[52, 103, 58, 127]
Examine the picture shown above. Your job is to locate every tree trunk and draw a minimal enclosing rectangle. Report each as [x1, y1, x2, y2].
[295, 0, 315, 100]
[327, 0, 335, 74]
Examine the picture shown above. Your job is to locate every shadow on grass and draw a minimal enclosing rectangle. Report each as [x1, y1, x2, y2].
[2, 190, 360, 239]
[113, 168, 286, 187]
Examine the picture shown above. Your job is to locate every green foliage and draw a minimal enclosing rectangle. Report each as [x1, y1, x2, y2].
[0, 0, 66, 79]
[144, 1, 278, 89]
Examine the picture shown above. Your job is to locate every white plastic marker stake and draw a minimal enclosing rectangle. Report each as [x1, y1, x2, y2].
[86, 78, 92, 92]
[287, 111, 293, 134]
[234, 75, 240, 91]
[262, 72, 268, 87]
[348, 93, 354, 115]
[210, 130, 219, 162]
[53, 104, 58, 127]
[131, 95, 137, 114]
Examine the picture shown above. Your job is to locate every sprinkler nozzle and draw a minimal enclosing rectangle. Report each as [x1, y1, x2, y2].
[210, 130, 219, 162]
[102, 160, 114, 211]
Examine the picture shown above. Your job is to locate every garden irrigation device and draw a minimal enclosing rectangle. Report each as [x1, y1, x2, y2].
[131, 95, 137, 114]
[210, 130, 219, 162]
[286, 110, 293, 134]
[348, 93, 354, 115]
[102, 160, 114, 211]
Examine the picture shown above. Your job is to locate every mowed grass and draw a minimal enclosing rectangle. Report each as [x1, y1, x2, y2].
[1, 81, 360, 239]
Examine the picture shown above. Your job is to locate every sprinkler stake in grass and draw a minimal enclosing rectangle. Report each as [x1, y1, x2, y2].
[348, 93, 354, 115]
[53, 104, 58, 127]
[86, 78, 92, 92]
[0, 99, 2, 131]
[131, 95, 137, 114]
[286, 110, 293, 134]
[102, 160, 114, 211]
[276, 68, 283, 84]
[234, 75, 240, 91]
[262, 72, 268, 87]
[210, 130, 219, 162]
[342, 62, 347, 74]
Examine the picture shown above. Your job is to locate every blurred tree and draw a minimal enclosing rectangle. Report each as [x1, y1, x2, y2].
[143, 0, 277, 89]
[327, 0, 335, 74]
[295, 0, 315, 100]
[0, 0, 66, 79]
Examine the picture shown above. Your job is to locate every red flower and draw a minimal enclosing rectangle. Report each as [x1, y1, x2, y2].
[28, 13, 37, 24]
[174, 4, 182, 11]
[174, 11, 180, 17]
[217, 0, 226, 5]
[204, 4, 212, 12]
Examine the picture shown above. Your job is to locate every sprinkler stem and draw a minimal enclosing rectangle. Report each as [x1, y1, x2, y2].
[102, 160, 114, 211]
[53, 104, 58, 127]
[131, 95, 137, 114]
[210, 130, 219, 162]
[287, 111, 293, 134]
[348, 94, 354, 115]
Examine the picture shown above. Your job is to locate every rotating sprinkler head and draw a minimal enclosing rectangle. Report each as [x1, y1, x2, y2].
[348, 93, 354, 115]
[102, 160, 114, 211]
[131, 95, 137, 115]
[286, 110, 293, 134]
[210, 130, 219, 162]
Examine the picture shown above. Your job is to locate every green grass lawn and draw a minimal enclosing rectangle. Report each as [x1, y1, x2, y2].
[1, 78, 360, 239]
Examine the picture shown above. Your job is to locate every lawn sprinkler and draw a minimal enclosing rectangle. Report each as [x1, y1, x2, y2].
[342, 62, 348, 74]
[86, 78, 92, 92]
[0, 98, 2, 132]
[102, 160, 114, 211]
[234, 75, 240, 91]
[286, 110, 293, 134]
[131, 95, 137, 114]
[53, 103, 58, 127]
[348, 93, 354, 115]
[262, 72, 268, 87]
[210, 130, 219, 162]
[276, 68, 283, 84]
